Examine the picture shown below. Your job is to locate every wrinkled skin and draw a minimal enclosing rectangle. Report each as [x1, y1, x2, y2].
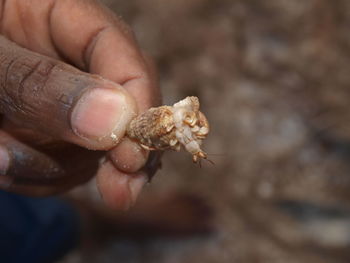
[0, 0, 161, 209]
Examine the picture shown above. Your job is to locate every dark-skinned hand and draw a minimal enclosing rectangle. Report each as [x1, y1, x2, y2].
[0, 0, 161, 210]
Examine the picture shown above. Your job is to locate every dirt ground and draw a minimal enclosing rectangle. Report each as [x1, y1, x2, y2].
[61, 1, 350, 262]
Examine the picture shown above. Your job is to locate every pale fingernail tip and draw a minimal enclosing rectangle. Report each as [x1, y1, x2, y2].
[0, 145, 10, 175]
[71, 88, 132, 142]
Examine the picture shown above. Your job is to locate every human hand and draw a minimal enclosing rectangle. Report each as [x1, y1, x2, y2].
[0, 0, 161, 209]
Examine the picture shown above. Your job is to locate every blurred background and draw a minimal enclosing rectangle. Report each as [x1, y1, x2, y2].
[62, 0, 350, 262]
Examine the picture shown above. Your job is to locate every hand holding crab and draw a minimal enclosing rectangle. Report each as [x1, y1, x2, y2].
[0, 0, 162, 210]
[0, 0, 210, 210]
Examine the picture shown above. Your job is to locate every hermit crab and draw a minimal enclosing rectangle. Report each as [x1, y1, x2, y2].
[126, 96, 209, 163]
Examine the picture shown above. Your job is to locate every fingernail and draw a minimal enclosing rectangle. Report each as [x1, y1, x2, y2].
[71, 88, 132, 141]
[0, 145, 10, 175]
[129, 173, 147, 206]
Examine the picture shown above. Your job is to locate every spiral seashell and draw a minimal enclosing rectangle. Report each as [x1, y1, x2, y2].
[126, 96, 209, 163]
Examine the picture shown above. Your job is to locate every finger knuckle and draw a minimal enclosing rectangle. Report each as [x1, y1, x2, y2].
[1, 57, 58, 110]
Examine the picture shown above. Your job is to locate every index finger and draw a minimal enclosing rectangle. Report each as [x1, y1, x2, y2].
[2, 0, 160, 110]
[3, 0, 160, 163]
[48, 0, 161, 171]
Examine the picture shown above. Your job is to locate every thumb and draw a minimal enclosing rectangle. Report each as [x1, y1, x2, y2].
[0, 35, 137, 150]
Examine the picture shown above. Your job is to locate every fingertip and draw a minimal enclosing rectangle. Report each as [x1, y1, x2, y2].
[96, 160, 147, 210]
[96, 160, 131, 210]
[108, 138, 149, 173]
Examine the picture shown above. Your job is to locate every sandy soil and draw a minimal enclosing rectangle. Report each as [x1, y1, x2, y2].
[61, 1, 350, 262]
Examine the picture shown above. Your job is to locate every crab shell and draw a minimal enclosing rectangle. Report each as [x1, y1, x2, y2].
[126, 96, 209, 162]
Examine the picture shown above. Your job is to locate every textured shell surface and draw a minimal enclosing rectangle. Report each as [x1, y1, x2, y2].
[126, 96, 209, 162]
